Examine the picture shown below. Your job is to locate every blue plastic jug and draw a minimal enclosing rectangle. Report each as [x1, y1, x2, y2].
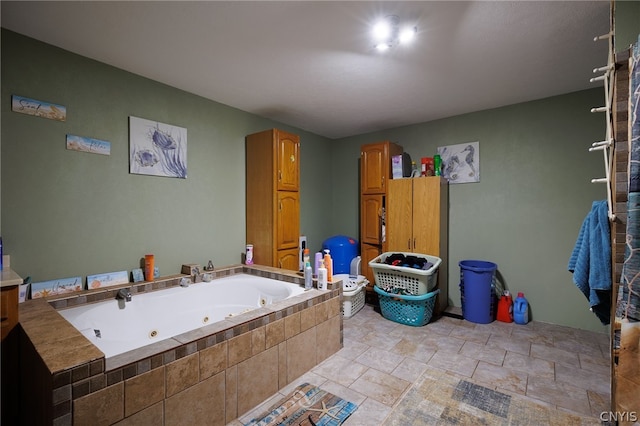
[513, 292, 529, 325]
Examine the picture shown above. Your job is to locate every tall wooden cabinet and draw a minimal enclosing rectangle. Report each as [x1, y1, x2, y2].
[246, 129, 300, 271]
[360, 141, 403, 297]
[387, 176, 449, 316]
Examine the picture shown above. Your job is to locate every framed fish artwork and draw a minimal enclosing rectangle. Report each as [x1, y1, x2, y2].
[129, 116, 187, 178]
[437, 141, 480, 184]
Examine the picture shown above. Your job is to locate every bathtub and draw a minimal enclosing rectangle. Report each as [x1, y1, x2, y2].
[58, 273, 305, 358]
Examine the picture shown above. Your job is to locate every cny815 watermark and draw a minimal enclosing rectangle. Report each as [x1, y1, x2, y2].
[600, 411, 638, 422]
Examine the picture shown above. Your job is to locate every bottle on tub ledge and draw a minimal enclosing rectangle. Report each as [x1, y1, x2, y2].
[513, 292, 529, 325]
[323, 249, 333, 283]
[304, 262, 313, 290]
[317, 260, 328, 290]
[245, 244, 254, 265]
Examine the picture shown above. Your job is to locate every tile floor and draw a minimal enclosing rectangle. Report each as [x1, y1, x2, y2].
[231, 304, 611, 425]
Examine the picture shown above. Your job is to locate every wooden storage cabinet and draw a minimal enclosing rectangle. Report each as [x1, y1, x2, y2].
[387, 176, 449, 316]
[360, 141, 403, 295]
[246, 129, 300, 271]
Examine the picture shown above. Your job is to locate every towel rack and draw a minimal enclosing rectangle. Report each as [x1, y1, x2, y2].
[590, 31, 616, 221]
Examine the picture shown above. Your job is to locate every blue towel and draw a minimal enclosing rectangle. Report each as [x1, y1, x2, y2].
[568, 200, 611, 324]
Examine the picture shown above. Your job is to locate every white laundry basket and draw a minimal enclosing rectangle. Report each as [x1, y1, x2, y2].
[333, 274, 368, 318]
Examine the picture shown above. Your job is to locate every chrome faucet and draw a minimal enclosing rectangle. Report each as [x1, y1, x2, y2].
[116, 288, 132, 302]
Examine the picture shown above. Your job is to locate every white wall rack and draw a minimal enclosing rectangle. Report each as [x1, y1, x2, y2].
[590, 31, 616, 221]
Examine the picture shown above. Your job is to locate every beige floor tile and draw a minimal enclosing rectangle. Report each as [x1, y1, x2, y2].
[526, 376, 591, 416]
[503, 351, 554, 379]
[390, 357, 428, 383]
[448, 324, 492, 344]
[337, 339, 370, 360]
[487, 333, 531, 356]
[343, 397, 392, 425]
[458, 341, 506, 365]
[472, 360, 528, 394]
[530, 342, 580, 367]
[359, 330, 403, 350]
[355, 347, 405, 373]
[349, 368, 411, 406]
[554, 363, 610, 395]
[426, 350, 478, 377]
[311, 354, 369, 387]
[578, 352, 610, 376]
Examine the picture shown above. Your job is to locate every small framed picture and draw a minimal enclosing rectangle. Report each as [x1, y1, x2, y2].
[132, 268, 144, 282]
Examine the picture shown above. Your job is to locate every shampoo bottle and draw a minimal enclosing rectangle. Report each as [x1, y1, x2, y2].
[318, 261, 328, 290]
[314, 252, 323, 278]
[323, 250, 333, 283]
[304, 262, 313, 290]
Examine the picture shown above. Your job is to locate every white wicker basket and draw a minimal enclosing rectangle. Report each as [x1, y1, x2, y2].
[369, 252, 441, 295]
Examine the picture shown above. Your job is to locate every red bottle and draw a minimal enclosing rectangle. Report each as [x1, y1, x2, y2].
[496, 291, 513, 323]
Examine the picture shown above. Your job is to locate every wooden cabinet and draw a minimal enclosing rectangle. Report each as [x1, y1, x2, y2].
[360, 194, 384, 245]
[360, 141, 403, 296]
[387, 176, 449, 316]
[362, 142, 392, 194]
[1, 285, 18, 341]
[246, 129, 300, 271]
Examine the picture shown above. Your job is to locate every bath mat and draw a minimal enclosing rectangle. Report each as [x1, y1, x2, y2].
[245, 383, 357, 426]
[383, 368, 600, 425]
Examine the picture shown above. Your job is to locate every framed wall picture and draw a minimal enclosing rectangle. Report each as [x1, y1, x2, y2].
[437, 141, 479, 184]
[129, 116, 187, 178]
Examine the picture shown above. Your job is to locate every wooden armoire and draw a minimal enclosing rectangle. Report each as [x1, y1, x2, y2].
[387, 176, 449, 317]
[246, 129, 300, 271]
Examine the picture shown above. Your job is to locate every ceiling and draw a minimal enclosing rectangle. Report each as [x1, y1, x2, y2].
[1, 1, 611, 139]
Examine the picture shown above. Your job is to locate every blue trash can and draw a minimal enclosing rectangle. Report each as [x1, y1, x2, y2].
[322, 235, 358, 275]
[459, 260, 497, 324]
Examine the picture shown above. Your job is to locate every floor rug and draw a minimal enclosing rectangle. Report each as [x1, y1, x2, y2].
[383, 368, 600, 425]
[245, 383, 358, 426]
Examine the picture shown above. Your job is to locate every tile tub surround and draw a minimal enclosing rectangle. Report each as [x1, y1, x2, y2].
[17, 265, 344, 425]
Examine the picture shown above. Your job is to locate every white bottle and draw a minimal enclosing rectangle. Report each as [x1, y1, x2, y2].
[317, 261, 328, 290]
[304, 262, 313, 290]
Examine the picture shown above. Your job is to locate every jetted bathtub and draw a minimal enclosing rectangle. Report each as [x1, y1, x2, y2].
[58, 273, 305, 358]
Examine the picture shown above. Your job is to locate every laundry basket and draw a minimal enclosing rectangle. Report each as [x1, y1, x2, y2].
[333, 274, 368, 318]
[374, 285, 440, 326]
[369, 252, 441, 295]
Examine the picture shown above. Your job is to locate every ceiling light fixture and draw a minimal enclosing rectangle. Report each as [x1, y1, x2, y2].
[373, 15, 417, 52]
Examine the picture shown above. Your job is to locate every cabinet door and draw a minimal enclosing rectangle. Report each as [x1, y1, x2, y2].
[361, 142, 388, 194]
[387, 179, 414, 252]
[361, 243, 382, 289]
[1, 286, 18, 341]
[276, 191, 300, 250]
[276, 131, 300, 191]
[361, 194, 383, 245]
[277, 248, 300, 271]
[412, 177, 442, 256]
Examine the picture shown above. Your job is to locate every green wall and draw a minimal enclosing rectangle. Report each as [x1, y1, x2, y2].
[1, 29, 333, 281]
[1, 28, 613, 332]
[331, 89, 608, 332]
[615, 0, 640, 52]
